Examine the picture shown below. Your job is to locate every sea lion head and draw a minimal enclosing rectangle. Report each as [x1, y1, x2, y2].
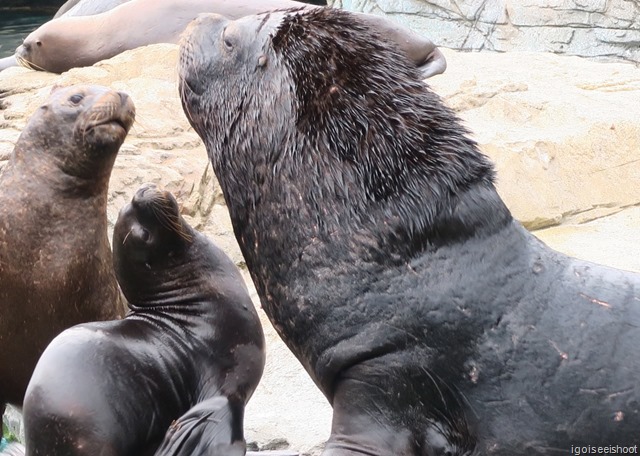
[16, 18, 93, 74]
[17, 84, 135, 181]
[178, 9, 293, 166]
[15, 28, 45, 71]
[179, 8, 501, 256]
[16, 22, 66, 73]
[113, 183, 195, 304]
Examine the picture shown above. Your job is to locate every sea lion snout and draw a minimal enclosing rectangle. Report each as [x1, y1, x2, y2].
[179, 13, 230, 97]
[135, 182, 160, 199]
[96, 89, 136, 132]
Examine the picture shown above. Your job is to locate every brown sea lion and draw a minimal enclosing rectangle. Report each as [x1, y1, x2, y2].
[0, 85, 130, 432]
[15, 0, 444, 76]
[178, 8, 640, 455]
[21, 184, 265, 456]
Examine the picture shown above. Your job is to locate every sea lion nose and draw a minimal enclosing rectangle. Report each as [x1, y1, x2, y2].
[135, 183, 158, 201]
[116, 91, 136, 129]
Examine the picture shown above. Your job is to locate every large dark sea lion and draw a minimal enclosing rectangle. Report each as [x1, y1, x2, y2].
[14, 0, 444, 76]
[21, 184, 265, 456]
[0, 84, 129, 431]
[178, 8, 640, 455]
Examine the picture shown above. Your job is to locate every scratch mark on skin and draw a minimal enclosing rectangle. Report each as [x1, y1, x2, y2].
[548, 340, 568, 360]
[578, 292, 611, 308]
[579, 388, 608, 395]
[607, 387, 634, 400]
[406, 263, 418, 275]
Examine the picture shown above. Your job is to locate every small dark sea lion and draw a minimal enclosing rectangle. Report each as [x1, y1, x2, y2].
[21, 184, 265, 455]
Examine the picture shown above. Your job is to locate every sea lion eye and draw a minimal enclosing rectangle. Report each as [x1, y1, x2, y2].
[36, 40, 42, 47]
[222, 28, 233, 50]
[69, 94, 84, 104]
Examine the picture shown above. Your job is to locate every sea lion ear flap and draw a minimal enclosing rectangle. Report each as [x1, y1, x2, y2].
[39, 84, 66, 111]
[257, 55, 268, 68]
[49, 84, 66, 95]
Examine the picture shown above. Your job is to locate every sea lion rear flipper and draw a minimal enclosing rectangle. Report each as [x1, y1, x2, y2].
[417, 47, 447, 79]
[154, 396, 245, 456]
[350, 11, 447, 78]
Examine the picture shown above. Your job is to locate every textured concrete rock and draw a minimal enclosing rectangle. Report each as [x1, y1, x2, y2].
[1, 43, 639, 453]
[330, 0, 640, 63]
[535, 206, 640, 274]
[429, 48, 640, 230]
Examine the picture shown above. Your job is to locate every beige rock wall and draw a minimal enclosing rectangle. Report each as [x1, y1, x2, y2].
[429, 48, 640, 230]
[328, 0, 640, 63]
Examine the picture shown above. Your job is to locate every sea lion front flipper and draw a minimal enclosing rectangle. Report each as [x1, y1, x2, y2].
[350, 10, 447, 78]
[0, 56, 18, 72]
[154, 396, 245, 456]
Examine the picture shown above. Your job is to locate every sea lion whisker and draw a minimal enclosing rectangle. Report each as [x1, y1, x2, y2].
[421, 367, 449, 409]
[449, 383, 479, 420]
[178, 72, 197, 122]
[16, 54, 45, 71]
[149, 200, 193, 242]
[149, 200, 181, 234]
[130, 113, 151, 133]
[122, 228, 133, 245]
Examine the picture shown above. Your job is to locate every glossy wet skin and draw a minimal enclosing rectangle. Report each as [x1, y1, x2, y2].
[23, 185, 265, 455]
[179, 8, 640, 455]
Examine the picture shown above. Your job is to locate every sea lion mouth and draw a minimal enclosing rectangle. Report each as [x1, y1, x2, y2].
[92, 117, 131, 133]
[15, 50, 43, 72]
[83, 92, 136, 138]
